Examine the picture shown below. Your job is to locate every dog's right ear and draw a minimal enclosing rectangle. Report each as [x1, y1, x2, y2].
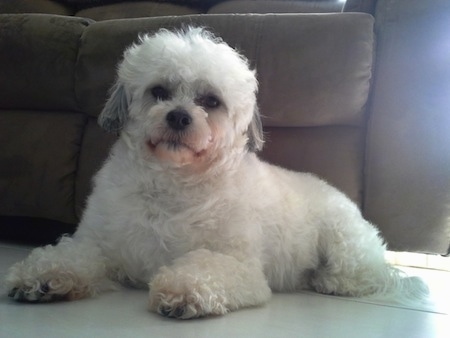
[98, 80, 129, 133]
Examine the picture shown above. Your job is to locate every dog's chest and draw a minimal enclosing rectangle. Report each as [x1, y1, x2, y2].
[108, 184, 250, 283]
[122, 180, 235, 243]
[95, 157, 265, 282]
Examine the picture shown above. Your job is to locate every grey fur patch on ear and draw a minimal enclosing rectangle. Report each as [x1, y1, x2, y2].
[247, 105, 264, 152]
[98, 80, 129, 133]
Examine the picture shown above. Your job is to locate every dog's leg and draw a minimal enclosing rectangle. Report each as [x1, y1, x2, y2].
[5, 237, 113, 302]
[148, 249, 271, 319]
[309, 214, 428, 302]
[310, 218, 389, 297]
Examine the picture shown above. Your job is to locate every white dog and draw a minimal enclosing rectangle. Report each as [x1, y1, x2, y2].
[6, 27, 427, 319]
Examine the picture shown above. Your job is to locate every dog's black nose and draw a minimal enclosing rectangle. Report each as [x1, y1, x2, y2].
[166, 110, 192, 131]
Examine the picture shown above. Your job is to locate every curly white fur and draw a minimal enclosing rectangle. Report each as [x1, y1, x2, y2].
[5, 27, 428, 318]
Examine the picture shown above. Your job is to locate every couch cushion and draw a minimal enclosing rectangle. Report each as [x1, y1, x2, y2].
[76, 2, 202, 21]
[256, 14, 373, 128]
[209, 0, 344, 14]
[77, 13, 373, 126]
[75, 119, 117, 218]
[0, 110, 86, 224]
[262, 126, 365, 203]
[0, 0, 74, 15]
[54, 0, 221, 9]
[0, 14, 92, 111]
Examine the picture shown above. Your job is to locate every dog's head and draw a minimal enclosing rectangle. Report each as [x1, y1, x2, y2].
[99, 27, 263, 171]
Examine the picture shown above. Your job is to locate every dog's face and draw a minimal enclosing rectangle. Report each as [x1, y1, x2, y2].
[99, 28, 263, 172]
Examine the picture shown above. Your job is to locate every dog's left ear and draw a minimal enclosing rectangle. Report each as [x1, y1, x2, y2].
[247, 105, 264, 152]
[98, 79, 129, 133]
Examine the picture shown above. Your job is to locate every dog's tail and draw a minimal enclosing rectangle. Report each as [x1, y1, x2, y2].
[311, 252, 430, 307]
[360, 264, 430, 307]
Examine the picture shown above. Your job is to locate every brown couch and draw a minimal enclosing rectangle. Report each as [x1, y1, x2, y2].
[0, 0, 449, 255]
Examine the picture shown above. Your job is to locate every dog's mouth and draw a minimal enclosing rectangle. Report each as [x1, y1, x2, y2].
[147, 138, 211, 166]
[148, 140, 206, 157]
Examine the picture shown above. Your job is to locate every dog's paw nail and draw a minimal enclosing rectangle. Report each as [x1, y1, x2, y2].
[7, 283, 61, 303]
[158, 306, 172, 317]
[11, 289, 27, 302]
[173, 306, 186, 318]
[40, 283, 50, 295]
[7, 288, 18, 298]
[158, 305, 187, 319]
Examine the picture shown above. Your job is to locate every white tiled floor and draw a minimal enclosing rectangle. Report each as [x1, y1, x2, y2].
[0, 242, 448, 338]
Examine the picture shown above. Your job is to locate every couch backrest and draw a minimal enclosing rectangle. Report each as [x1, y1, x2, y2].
[0, 0, 346, 21]
[78, 13, 374, 201]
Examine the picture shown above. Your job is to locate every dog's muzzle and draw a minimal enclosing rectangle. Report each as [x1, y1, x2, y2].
[166, 110, 192, 131]
[146, 108, 212, 165]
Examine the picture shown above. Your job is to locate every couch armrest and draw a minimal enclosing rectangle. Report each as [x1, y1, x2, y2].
[365, 0, 450, 254]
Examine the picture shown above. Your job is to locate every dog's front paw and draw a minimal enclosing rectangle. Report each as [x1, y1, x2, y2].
[5, 241, 109, 303]
[7, 281, 67, 303]
[150, 290, 224, 319]
[6, 260, 82, 303]
[148, 267, 228, 319]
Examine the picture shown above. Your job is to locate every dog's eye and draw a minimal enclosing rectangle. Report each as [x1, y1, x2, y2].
[151, 86, 170, 101]
[199, 95, 221, 109]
